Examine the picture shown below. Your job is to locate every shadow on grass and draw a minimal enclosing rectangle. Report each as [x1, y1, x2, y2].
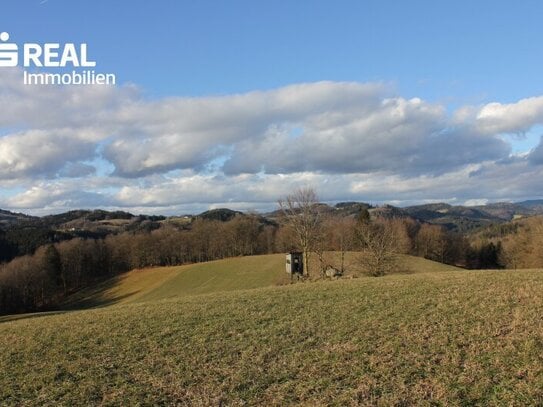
[61, 274, 141, 310]
[1, 274, 140, 324]
[62, 291, 139, 310]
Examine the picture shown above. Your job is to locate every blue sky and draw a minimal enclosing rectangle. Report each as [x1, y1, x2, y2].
[1, 0, 543, 214]
[4, 0, 543, 102]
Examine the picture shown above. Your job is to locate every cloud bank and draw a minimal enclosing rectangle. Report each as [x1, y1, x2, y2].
[1, 67, 543, 214]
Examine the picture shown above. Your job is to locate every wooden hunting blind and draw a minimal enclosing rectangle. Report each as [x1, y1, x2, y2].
[286, 252, 303, 275]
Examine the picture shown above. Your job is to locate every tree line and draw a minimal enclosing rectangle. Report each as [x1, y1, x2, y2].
[277, 188, 481, 278]
[0, 216, 276, 315]
[0, 189, 527, 316]
[472, 215, 543, 269]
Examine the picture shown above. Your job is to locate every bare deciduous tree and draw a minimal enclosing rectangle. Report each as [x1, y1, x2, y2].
[356, 216, 400, 277]
[414, 223, 447, 262]
[278, 187, 321, 278]
[322, 216, 357, 275]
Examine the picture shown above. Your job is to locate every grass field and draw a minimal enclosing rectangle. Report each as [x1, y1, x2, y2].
[2, 255, 543, 405]
[62, 254, 290, 308]
[62, 252, 459, 308]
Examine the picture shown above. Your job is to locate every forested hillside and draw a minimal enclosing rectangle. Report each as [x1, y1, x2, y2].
[1, 199, 543, 316]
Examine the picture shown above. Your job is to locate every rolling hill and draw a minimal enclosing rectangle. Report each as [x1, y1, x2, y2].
[0, 209, 36, 227]
[61, 253, 459, 309]
[402, 201, 543, 232]
[1, 254, 543, 405]
[63, 254, 289, 308]
[2, 199, 543, 263]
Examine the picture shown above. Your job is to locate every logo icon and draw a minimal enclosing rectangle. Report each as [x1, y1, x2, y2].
[0, 30, 115, 85]
[0, 32, 18, 67]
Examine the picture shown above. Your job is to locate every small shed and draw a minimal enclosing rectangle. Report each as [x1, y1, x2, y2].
[286, 252, 304, 275]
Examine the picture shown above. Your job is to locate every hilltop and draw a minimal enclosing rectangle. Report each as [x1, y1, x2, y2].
[61, 252, 458, 309]
[387, 201, 543, 232]
[2, 199, 541, 234]
[1, 199, 543, 264]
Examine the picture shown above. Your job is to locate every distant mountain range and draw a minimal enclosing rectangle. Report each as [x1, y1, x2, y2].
[400, 201, 541, 232]
[0, 209, 36, 226]
[516, 199, 543, 210]
[270, 200, 543, 232]
[1, 200, 543, 240]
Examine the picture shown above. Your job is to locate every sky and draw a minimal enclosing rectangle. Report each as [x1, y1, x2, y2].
[1, 0, 543, 215]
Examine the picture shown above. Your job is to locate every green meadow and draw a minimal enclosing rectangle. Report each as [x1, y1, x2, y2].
[2, 254, 543, 405]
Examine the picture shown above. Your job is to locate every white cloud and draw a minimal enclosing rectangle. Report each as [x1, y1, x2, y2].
[0, 129, 99, 179]
[464, 198, 489, 207]
[6, 161, 543, 215]
[0, 74, 517, 180]
[104, 81, 389, 176]
[475, 96, 543, 135]
[0, 68, 138, 130]
[223, 97, 509, 175]
[2, 69, 543, 214]
[3, 182, 111, 210]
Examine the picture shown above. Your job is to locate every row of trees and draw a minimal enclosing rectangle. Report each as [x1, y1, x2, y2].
[0, 216, 275, 315]
[278, 187, 475, 278]
[1, 187, 520, 315]
[475, 216, 543, 269]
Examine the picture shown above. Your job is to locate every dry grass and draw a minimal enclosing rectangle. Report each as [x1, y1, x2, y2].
[2, 261, 543, 405]
[63, 253, 458, 309]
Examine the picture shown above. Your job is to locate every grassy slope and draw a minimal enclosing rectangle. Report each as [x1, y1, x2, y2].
[62, 254, 289, 308]
[63, 253, 459, 308]
[2, 259, 543, 404]
[135, 254, 289, 303]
